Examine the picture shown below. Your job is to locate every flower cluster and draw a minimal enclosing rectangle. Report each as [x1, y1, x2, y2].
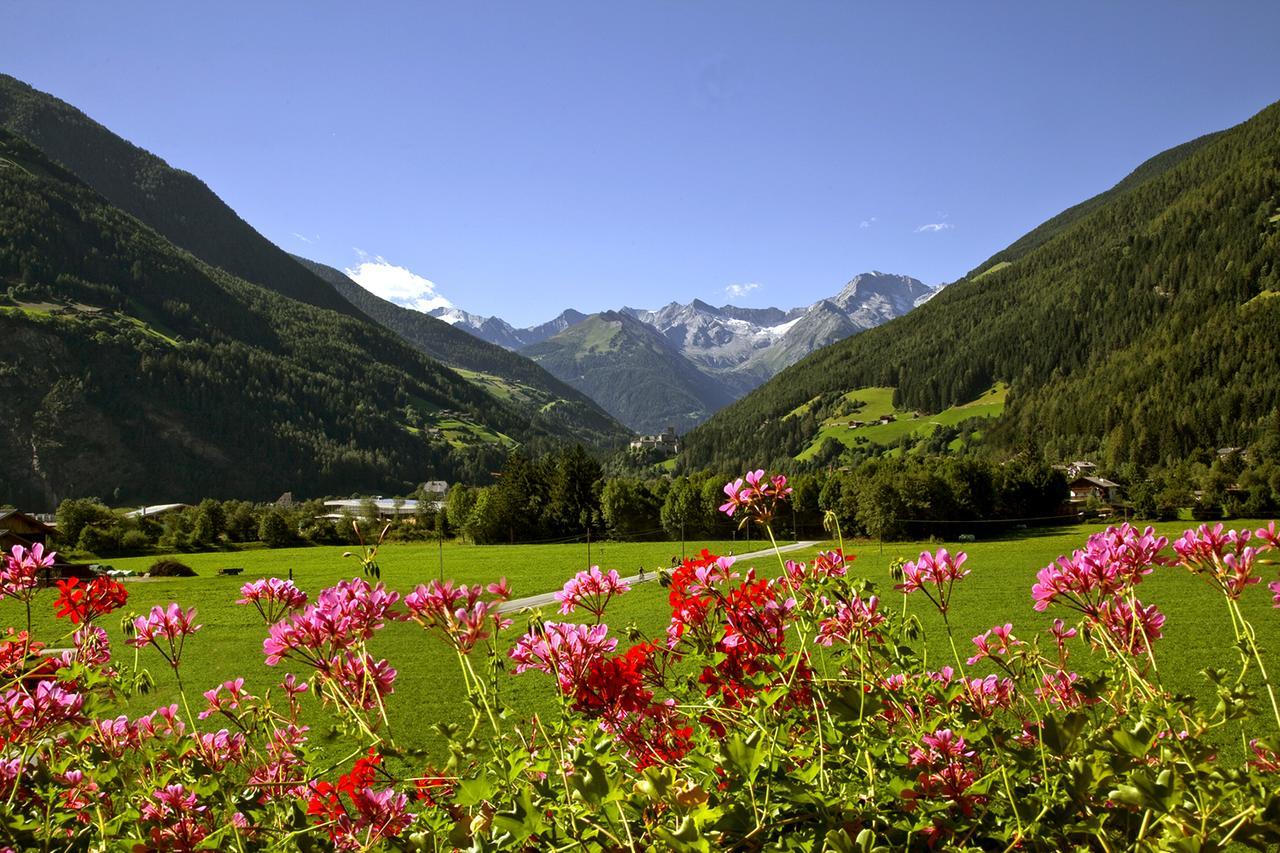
[139, 784, 213, 851]
[718, 468, 793, 525]
[404, 578, 512, 653]
[815, 594, 885, 646]
[128, 603, 202, 670]
[53, 576, 128, 625]
[966, 622, 1024, 666]
[1032, 524, 1168, 612]
[553, 566, 629, 619]
[1173, 523, 1276, 599]
[904, 728, 985, 816]
[262, 578, 401, 666]
[0, 543, 55, 600]
[306, 750, 414, 850]
[897, 547, 970, 613]
[237, 577, 308, 624]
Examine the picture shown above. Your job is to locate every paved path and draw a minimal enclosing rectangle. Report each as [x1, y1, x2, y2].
[498, 540, 822, 613]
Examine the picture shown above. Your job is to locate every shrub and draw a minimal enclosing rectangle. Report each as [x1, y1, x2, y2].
[147, 558, 196, 577]
[118, 529, 151, 554]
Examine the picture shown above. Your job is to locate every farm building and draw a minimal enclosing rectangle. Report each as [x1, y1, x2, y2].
[0, 509, 57, 552]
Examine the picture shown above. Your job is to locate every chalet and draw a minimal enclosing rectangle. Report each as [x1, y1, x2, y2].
[0, 509, 57, 552]
[1067, 476, 1121, 505]
[877, 414, 896, 425]
[629, 426, 680, 455]
[846, 420, 865, 429]
[420, 480, 449, 497]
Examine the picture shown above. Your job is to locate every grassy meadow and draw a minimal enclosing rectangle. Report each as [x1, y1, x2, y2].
[4, 520, 1277, 760]
[795, 383, 1008, 460]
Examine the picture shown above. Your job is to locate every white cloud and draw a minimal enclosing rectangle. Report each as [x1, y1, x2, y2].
[344, 256, 454, 313]
[291, 232, 318, 244]
[859, 216, 878, 229]
[915, 222, 954, 233]
[724, 282, 762, 299]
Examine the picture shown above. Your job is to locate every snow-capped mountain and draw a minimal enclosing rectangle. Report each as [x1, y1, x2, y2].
[424, 272, 935, 428]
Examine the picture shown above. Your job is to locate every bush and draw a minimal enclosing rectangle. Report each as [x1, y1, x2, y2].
[258, 508, 294, 548]
[118, 529, 151, 554]
[146, 558, 196, 577]
[76, 523, 121, 556]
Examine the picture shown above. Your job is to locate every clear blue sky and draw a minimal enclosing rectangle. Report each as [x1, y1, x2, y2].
[5, 2, 1279, 325]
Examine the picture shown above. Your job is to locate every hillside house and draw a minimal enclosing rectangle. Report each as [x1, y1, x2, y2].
[877, 414, 896, 425]
[630, 426, 680, 455]
[846, 420, 865, 429]
[1067, 476, 1121, 505]
[420, 480, 449, 497]
[0, 510, 56, 552]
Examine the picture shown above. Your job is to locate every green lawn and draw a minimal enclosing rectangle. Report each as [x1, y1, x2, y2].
[6, 520, 1277, 760]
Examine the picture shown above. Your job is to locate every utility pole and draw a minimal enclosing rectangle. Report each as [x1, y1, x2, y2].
[680, 520, 685, 562]
[586, 525, 591, 569]
[438, 533, 443, 582]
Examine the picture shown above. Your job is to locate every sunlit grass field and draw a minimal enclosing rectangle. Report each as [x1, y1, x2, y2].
[4, 520, 1277, 759]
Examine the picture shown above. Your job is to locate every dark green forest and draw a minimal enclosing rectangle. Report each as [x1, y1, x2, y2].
[0, 129, 548, 508]
[681, 98, 1280, 473]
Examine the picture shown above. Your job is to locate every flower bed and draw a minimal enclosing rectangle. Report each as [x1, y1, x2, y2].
[2, 477, 1280, 850]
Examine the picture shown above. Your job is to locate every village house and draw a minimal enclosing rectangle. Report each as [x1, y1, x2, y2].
[0, 509, 57, 552]
[420, 480, 449, 497]
[1067, 475, 1122, 506]
[629, 426, 680, 455]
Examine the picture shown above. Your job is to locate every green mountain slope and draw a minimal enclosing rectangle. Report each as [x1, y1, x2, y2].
[520, 311, 736, 435]
[681, 100, 1280, 472]
[295, 256, 631, 448]
[0, 129, 537, 508]
[0, 73, 361, 318]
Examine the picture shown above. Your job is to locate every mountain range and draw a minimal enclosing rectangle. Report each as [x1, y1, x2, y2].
[429, 272, 937, 432]
[681, 98, 1280, 472]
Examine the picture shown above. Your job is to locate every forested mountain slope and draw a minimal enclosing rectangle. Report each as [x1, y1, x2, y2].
[681, 99, 1280, 472]
[0, 129, 537, 508]
[0, 74, 361, 318]
[297, 257, 631, 448]
[520, 311, 737, 434]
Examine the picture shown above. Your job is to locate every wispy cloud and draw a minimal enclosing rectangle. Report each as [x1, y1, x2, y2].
[291, 232, 319, 244]
[724, 282, 762, 299]
[915, 222, 954, 233]
[344, 255, 453, 313]
[859, 216, 878, 229]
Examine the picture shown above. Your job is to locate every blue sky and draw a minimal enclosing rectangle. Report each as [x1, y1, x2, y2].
[5, 2, 1279, 326]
